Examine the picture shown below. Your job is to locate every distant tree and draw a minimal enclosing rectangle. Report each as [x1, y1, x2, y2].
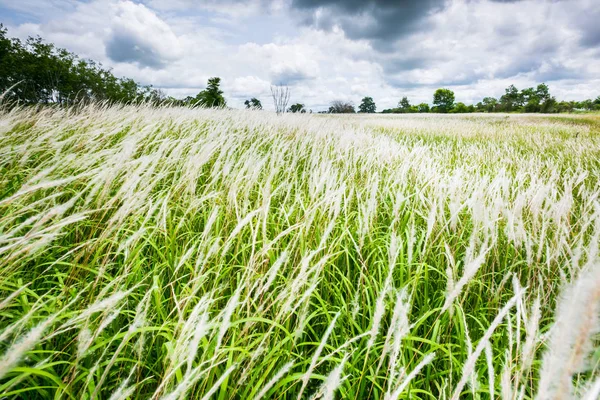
[520, 84, 555, 113]
[535, 83, 551, 103]
[328, 100, 355, 113]
[358, 96, 376, 113]
[433, 89, 455, 113]
[271, 84, 290, 115]
[557, 100, 581, 113]
[577, 99, 593, 111]
[452, 102, 469, 113]
[535, 84, 556, 113]
[244, 97, 262, 110]
[417, 103, 430, 113]
[398, 96, 411, 110]
[522, 87, 540, 113]
[500, 84, 523, 112]
[541, 97, 557, 113]
[482, 97, 498, 112]
[194, 77, 226, 108]
[288, 103, 306, 113]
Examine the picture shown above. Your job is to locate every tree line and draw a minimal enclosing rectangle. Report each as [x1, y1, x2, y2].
[376, 85, 600, 114]
[274, 84, 600, 115]
[0, 25, 166, 105]
[1, 26, 599, 114]
[0, 25, 231, 108]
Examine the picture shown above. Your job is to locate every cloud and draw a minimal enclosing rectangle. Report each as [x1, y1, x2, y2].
[291, 0, 447, 49]
[239, 41, 320, 85]
[363, 0, 599, 91]
[270, 63, 316, 85]
[105, 1, 182, 69]
[575, 1, 600, 47]
[228, 76, 271, 98]
[2, 0, 599, 111]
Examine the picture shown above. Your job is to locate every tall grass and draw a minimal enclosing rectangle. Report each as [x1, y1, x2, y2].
[0, 105, 599, 399]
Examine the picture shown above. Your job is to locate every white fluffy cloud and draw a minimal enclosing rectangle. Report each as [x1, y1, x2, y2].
[105, 1, 182, 68]
[1, 0, 599, 110]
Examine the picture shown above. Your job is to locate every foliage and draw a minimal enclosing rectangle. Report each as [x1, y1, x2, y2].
[380, 85, 596, 115]
[244, 97, 262, 110]
[500, 84, 522, 111]
[358, 96, 376, 113]
[193, 77, 226, 108]
[433, 88, 455, 113]
[328, 100, 355, 113]
[288, 103, 306, 113]
[417, 102, 430, 113]
[481, 97, 499, 112]
[452, 102, 469, 113]
[380, 97, 418, 114]
[398, 96, 411, 110]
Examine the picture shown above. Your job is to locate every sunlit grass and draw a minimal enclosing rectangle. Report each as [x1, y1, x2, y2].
[0, 105, 599, 399]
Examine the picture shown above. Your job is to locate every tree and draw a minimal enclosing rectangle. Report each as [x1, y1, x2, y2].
[541, 97, 557, 113]
[522, 87, 540, 113]
[535, 83, 556, 113]
[194, 77, 226, 108]
[520, 85, 555, 113]
[417, 103, 430, 113]
[328, 100, 355, 113]
[358, 96, 376, 113]
[577, 99, 593, 111]
[244, 97, 262, 110]
[452, 102, 469, 113]
[271, 84, 290, 115]
[555, 101, 575, 113]
[398, 96, 411, 110]
[288, 103, 306, 113]
[500, 84, 523, 112]
[433, 89, 455, 113]
[482, 97, 498, 112]
[535, 83, 551, 103]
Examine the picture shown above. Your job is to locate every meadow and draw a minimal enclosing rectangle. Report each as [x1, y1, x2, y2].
[0, 106, 599, 399]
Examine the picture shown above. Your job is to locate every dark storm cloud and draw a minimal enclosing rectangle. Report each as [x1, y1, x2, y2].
[290, 0, 543, 47]
[290, 0, 448, 50]
[578, 9, 600, 47]
[106, 30, 166, 68]
[581, 29, 600, 47]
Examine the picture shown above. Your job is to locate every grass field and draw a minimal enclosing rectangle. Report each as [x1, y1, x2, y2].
[0, 106, 599, 399]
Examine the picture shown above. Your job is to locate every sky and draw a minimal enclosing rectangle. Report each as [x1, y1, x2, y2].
[1, 0, 599, 111]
